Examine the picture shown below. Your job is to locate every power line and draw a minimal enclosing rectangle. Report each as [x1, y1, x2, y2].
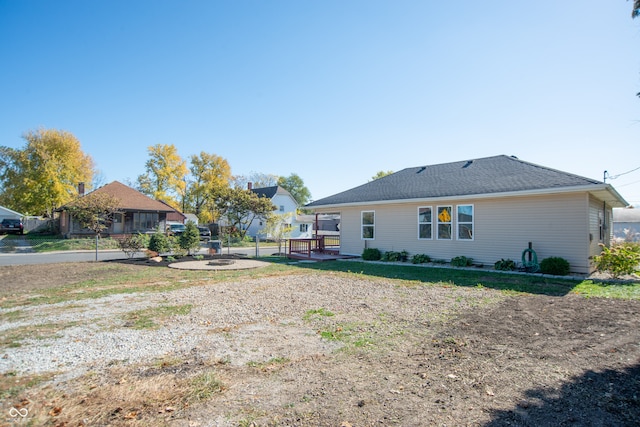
[604, 166, 640, 182]
[615, 179, 640, 188]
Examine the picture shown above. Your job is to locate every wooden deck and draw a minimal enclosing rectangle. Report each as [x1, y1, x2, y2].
[287, 236, 354, 261]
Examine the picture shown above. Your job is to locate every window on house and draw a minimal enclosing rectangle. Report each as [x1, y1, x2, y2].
[133, 212, 158, 230]
[361, 211, 375, 239]
[300, 224, 308, 232]
[279, 205, 285, 212]
[437, 206, 452, 240]
[418, 207, 432, 239]
[457, 205, 474, 240]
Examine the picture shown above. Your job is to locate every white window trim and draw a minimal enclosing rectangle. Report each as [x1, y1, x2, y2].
[456, 204, 474, 241]
[436, 205, 453, 240]
[361, 210, 375, 240]
[417, 206, 433, 240]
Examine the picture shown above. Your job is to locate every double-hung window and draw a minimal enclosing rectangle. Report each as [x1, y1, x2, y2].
[457, 205, 474, 240]
[361, 211, 375, 239]
[418, 207, 432, 239]
[437, 206, 452, 240]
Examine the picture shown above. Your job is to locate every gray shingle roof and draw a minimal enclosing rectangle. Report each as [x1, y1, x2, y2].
[251, 186, 294, 200]
[251, 186, 278, 199]
[307, 155, 605, 207]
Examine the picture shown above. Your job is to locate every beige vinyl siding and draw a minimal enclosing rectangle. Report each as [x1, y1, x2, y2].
[317, 191, 595, 273]
[472, 193, 590, 273]
[339, 206, 368, 255]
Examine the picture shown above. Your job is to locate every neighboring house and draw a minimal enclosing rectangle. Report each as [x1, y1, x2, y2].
[245, 185, 298, 239]
[158, 200, 188, 224]
[613, 207, 640, 242]
[0, 205, 23, 222]
[291, 214, 340, 239]
[306, 155, 628, 274]
[183, 213, 199, 225]
[59, 181, 183, 237]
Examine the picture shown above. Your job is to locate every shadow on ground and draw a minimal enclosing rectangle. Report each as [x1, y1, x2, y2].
[288, 259, 580, 296]
[485, 363, 640, 426]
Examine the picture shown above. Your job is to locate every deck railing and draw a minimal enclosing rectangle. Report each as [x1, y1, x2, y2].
[288, 235, 340, 258]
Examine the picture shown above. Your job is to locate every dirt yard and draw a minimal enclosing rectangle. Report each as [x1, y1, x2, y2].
[1, 261, 639, 426]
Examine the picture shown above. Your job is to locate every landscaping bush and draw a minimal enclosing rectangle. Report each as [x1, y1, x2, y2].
[148, 229, 171, 254]
[117, 233, 148, 258]
[451, 256, 473, 267]
[362, 248, 381, 261]
[539, 257, 570, 276]
[494, 258, 517, 271]
[179, 221, 201, 255]
[593, 242, 640, 279]
[382, 251, 401, 262]
[411, 253, 431, 264]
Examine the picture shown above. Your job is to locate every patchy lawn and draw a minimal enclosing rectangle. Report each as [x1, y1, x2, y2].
[1, 259, 639, 426]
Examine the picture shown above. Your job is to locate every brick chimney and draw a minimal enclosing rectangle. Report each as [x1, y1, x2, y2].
[247, 182, 252, 190]
[78, 182, 85, 196]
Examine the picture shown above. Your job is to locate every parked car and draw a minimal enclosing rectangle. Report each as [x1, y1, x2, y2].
[198, 226, 212, 241]
[165, 222, 186, 236]
[0, 218, 24, 235]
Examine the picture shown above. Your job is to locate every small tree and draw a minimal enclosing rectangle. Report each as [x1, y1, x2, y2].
[66, 192, 121, 261]
[117, 233, 148, 258]
[263, 212, 293, 255]
[179, 220, 202, 255]
[212, 187, 276, 240]
[148, 228, 172, 254]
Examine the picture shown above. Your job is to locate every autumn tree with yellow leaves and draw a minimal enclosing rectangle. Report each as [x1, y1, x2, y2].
[187, 151, 231, 223]
[0, 128, 95, 216]
[137, 144, 188, 209]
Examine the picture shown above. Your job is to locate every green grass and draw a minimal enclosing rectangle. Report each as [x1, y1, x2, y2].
[0, 321, 78, 348]
[572, 280, 640, 299]
[0, 371, 55, 400]
[290, 260, 640, 299]
[0, 234, 122, 252]
[123, 304, 193, 329]
[302, 307, 335, 321]
[2, 257, 637, 315]
[247, 357, 290, 370]
[186, 371, 224, 401]
[0, 262, 296, 309]
[0, 309, 27, 323]
[29, 236, 121, 252]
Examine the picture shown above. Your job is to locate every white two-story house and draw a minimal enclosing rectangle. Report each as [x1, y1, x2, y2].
[245, 185, 298, 239]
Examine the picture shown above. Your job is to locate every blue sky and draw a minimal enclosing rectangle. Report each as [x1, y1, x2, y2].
[1, 1, 639, 205]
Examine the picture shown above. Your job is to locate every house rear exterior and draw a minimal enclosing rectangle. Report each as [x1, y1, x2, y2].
[306, 155, 628, 274]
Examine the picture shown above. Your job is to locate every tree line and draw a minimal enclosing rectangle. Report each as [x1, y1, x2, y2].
[0, 128, 311, 234]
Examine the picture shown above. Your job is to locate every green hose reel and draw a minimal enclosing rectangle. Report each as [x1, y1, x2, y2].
[521, 246, 539, 273]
